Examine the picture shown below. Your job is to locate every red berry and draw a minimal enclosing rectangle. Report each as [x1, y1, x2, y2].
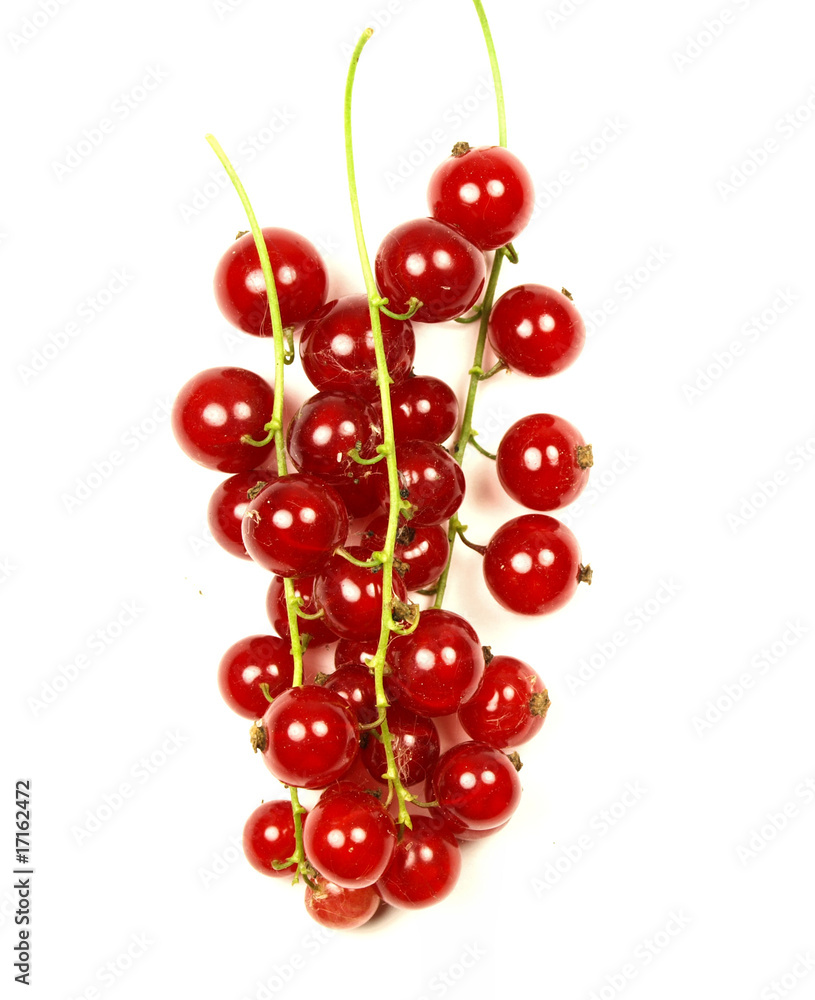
[300, 294, 415, 399]
[242, 474, 348, 577]
[376, 815, 461, 909]
[172, 367, 275, 472]
[375, 218, 486, 324]
[266, 575, 338, 646]
[314, 546, 408, 641]
[214, 227, 328, 335]
[389, 609, 483, 717]
[428, 144, 534, 251]
[304, 877, 380, 930]
[381, 375, 459, 445]
[303, 788, 396, 888]
[359, 515, 450, 592]
[260, 686, 358, 789]
[429, 742, 522, 832]
[287, 390, 382, 482]
[496, 413, 591, 511]
[334, 638, 380, 670]
[483, 514, 583, 615]
[361, 705, 440, 787]
[458, 655, 550, 748]
[329, 467, 384, 519]
[217, 635, 295, 719]
[489, 284, 585, 378]
[207, 470, 276, 559]
[243, 800, 303, 878]
[323, 664, 379, 725]
[375, 440, 465, 528]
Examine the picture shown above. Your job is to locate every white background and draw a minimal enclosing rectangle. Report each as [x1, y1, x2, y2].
[2, 0, 814, 997]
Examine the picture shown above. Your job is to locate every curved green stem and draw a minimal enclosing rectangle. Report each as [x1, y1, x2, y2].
[467, 434, 497, 460]
[471, 0, 507, 147]
[376, 296, 423, 321]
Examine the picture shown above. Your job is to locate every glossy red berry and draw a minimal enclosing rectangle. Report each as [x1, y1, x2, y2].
[217, 635, 295, 719]
[376, 815, 461, 909]
[300, 294, 415, 399]
[241, 474, 348, 577]
[314, 546, 408, 641]
[287, 390, 382, 482]
[172, 367, 275, 472]
[305, 877, 380, 930]
[488, 284, 585, 378]
[359, 515, 450, 592]
[260, 686, 358, 789]
[483, 514, 584, 615]
[496, 413, 591, 511]
[303, 788, 396, 888]
[389, 609, 483, 717]
[428, 143, 535, 251]
[458, 655, 550, 748]
[379, 375, 459, 445]
[243, 799, 303, 878]
[333, 638, 380, 670]
[207, 470, 276, 559]
[375, 440, 465, 528]
[266, 575, 338, 646]
[375, 218, 486, 324]
[329, 467, 384, 519]
[429, 742, 522, 832]
[214, 227, 328, 335]
[361, 705, 440, 787]
[323, 664, 379, 725]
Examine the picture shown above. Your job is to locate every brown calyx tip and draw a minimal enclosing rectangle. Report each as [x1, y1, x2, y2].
[451, 141, 471, 157]
[313, 672, 329, 687]
[482, 645, 494, 667]
[561, 287, 573, 301]
[249, 722, 267, 753]
[392, 598, 419, 625]
[576, 444, 594, 469]
[393, 558, 410, 578]
[235, 230, 249, 240]
[529, 689, 551, 720]
[507, 751, 523, 772]
[578, 564, 593, 585]
[247, 480, 270, 501]
[396, 525, 416, 546]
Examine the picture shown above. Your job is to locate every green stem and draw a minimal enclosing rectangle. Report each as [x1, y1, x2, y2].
[471, 0, 507, 147]
[345, 29, 413, 828]
[467, 435, 497, 460]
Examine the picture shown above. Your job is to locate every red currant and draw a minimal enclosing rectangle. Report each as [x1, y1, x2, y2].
[172, 367, 275, 472]
[329, 467, 384, 519]
[429, 742, 522, 832]
[287, 390, 382, 482]
[333, 638, 380, 670]
[207, 470, 275, 559]
[217, 635, 295, 719]
[242, 799, 303, 878]
[458, 655, 550, 748]
[489, 284, 585, 378]
[322, 664, 379, 726]
[375, 440, 465, 527]
[260, 686, 358, 789]
[213, 227, 328, 335]
[428, 143, 535, 251]
[376, 815, 461, 909]
[375, 218, 486, 324]
[266, 575, 338, 646]
[483, 514, 584, 615]
[379, 375, 459, 445]
[305, 877, 380, 930]
[314, 546, 408, 641]
[359, 515, 450, 592]
[361, 705, 440, 787]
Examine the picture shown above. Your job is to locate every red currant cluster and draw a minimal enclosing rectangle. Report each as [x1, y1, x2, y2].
[173, 13, 592, 931]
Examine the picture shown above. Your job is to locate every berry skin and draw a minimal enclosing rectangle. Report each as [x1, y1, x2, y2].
[217, 635, 295, 719]
[314, 546, 408, 641]
[483, 514, 583, 615]
[375, 440, 465, 527]
[242, 474, 348, 577]
[389, 609, 483, 717]
[376, 815, 461, 909]
[488, 284, 585, 378]
[214, 227, 328, 335]
[496, 413, 591, 511]
[458, 655, 550, 748]
[359, 515, 450, 592]
[287, 390, 382, 482]
[260, 686, 359, 790]
[172, 367, 275, 472]
[334, 638, 380, 670]
[375, 218, 486, 324]
[381, 375, 459, 445]
[303, 788, 396, 888]
[305, 877, 380, 930]
[299, 294, 415, 399]
[323, 664, 380, 726]
[242, 799, 303, 878]
[361, 705, 440, 787]
[207, 470, 276, 559]
[429, 742, 522, 832]
[428, 143, 535, 251]
[266, 575, 338, 646]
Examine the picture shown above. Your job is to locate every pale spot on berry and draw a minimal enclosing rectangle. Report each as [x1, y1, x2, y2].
[510, 552, 533, 574]
[330, 333, 355, 357]
[502, 685, 516, 701]
[299, 507, 316, 523]
[287, 721, 306, 742]
[350, 827, 367, 844]
[481, 770, 496, 785]
[423, 467, 439, 481]
[538, 548, 555, 567]
[311, 719, 329, 737]
[415, 647, 436, 670]
[539, 313, 556, 333]
[523, 447, 542, 471]
[406, 253, 426, 276]
[272, 509, 294, 529]
[440, 645, 457, 665]
[417, 399, 431, 414]
[486, 179, 505, 197]
[459, 182, 481, 204]
[241, 666, 262, 684]
[419, 845, 434, 862]
[313, 424, 333, 446]
[202, 402, 228, 426]
[277, 265, 296, 285]
[516, 319, 533, 339]
[341, 580, 362, 603]
[459, 771, 477, 790]
[545, 445, 559, 465]
[263, 825, 281, 842]
[486, 691, 500, 712]
[339, 419, 356, 436]
[233, 401, 252, 420]
[433, 249, 453, 270]
[232, 502, 248, 519]
[327, 828, 346, 849]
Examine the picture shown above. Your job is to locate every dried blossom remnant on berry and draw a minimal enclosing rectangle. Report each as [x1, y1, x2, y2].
[507, 751, 523, 772]
[578, 564, 593, 585]
[451, 140, 472, 157]
[576, 444, 593, 469]
[561, 287, 573, 300]
[249, 722, 268, 753]
[529, 689, 551, 721]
